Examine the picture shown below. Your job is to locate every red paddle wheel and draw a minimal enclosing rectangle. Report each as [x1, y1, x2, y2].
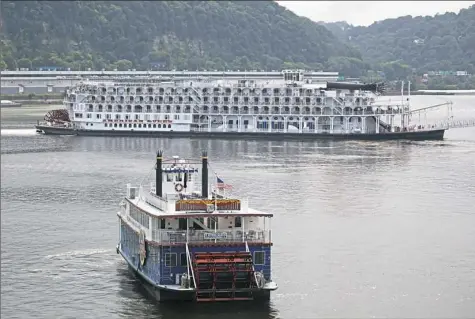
[193, 252, 256, 302]
[44, 109, 71, 123]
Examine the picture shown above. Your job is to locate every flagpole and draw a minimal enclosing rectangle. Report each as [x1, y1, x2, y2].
[214, 174, 218, 211]
[214, 173, 218, 243]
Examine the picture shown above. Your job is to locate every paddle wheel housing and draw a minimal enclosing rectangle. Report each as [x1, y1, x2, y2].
[193, 252, 257, 302]
[44, 109, 70, 123]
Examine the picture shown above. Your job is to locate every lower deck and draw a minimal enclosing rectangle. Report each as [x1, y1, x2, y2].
[119, 221, 274, 302]
[36, 124, 445, 141]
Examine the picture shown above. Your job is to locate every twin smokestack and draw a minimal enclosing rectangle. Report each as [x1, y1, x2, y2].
[155, 150, 208, 198]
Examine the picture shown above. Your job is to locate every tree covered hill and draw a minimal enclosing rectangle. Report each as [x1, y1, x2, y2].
[0, 0, 362, 72]
[320, 5, 475, 76]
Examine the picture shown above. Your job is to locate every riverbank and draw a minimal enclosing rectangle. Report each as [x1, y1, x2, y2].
[383, 90, 475, 96]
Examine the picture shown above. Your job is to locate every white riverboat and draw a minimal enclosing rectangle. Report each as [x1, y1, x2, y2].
[36, 70, 450, 140]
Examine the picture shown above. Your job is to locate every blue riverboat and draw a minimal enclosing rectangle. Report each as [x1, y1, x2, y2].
[116, 150, 277, 302]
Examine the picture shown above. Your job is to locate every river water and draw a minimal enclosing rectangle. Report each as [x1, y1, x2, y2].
[1, 95, 475, 319]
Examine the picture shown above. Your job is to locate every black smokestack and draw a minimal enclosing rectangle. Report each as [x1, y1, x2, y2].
[201, 151, 208, 198]
[156, 150, 163, 197]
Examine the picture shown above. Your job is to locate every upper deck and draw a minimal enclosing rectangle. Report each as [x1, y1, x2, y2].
[117, 151, 273, 246]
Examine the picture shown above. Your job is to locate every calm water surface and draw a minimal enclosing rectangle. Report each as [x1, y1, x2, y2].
[1, 96, 475, 318]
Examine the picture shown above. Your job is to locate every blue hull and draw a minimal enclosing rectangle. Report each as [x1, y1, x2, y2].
[118, 246, 195, 301]
[118, 247, 271, 302]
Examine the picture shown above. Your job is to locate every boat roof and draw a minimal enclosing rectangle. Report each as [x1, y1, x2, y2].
[126, 196, 273, 218]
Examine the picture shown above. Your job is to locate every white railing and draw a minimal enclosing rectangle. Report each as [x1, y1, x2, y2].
[185, 243, 196, 288]
[151, 229, 271, 244]
[245, 241, 259, 287]
[144, 192, 167, 211]
[448, 118, 475, 129]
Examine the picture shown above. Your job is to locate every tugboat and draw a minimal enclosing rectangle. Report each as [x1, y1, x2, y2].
[116, 150, 277, 302]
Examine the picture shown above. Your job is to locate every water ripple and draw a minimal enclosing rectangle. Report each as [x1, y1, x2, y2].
[2, 98, 475, 319]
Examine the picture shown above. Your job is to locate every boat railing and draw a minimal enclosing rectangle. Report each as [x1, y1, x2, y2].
[151, 229, 271, 244]
[37, 120, 72, 128]
[144, 192, 167, 211]
[393, 121, 450, 132]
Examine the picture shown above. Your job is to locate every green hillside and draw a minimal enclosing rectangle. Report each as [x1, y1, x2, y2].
[320, 5, 475, 77]
[0, 0, 362, 72]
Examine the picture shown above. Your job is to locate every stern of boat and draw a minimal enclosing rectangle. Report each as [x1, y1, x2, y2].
[191, 251, 276, 302]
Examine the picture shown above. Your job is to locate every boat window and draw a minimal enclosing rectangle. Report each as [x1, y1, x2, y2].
[234, 216, 242, 228]
[180, 253, 187, 266]
[165, 253, 177, 267]
[253, 251, 265, 265]
[188, 173, 192, 181]
[104, 123, 108, 127]
[207, 217, 217, 229]
[129, 204, 150, 228]
[176, 173, 183, 182]
[160, 219, 166, 229]
[166, 174, 173, 182]
[178, 218, 187, 230]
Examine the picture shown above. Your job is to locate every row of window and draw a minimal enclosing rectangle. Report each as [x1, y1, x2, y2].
[76, 113, 183, 121]
[130, 205, 150, 228]
[163, 251, 265, 267]
[104, 123, 172, 129]
[166, 172, 192, 182]
[205, 216, 243, 229]
[83, 96, 324, 103]
[80, 86, 326, 95]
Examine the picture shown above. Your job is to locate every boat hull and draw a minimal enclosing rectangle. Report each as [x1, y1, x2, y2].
[118, 247, 271, 302]
[36, 125, 446, 141]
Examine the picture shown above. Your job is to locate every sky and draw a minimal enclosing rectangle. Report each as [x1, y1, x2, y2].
[276, 1, 475, 26]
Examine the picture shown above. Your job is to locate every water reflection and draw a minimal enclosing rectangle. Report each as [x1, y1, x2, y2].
[73, 136, 416, 163]
[116, 266, 279, 319]
[65, 137, 422, 185]
[0, 133, 75, 154]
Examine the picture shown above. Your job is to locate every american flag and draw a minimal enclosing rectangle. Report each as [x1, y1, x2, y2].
[216, 176, 233, 189]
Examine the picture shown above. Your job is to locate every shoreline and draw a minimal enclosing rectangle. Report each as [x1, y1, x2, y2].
[383, 90, 475, 96]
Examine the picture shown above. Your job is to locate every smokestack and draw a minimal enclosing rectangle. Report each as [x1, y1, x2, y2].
[156, 150, 163, 197]
[201, 151, 208, 198]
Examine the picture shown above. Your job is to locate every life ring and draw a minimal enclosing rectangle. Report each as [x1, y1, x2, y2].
[255, 271, 266, 288]
[175, 183, 184, 192]
[139, 230, 147, 267]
